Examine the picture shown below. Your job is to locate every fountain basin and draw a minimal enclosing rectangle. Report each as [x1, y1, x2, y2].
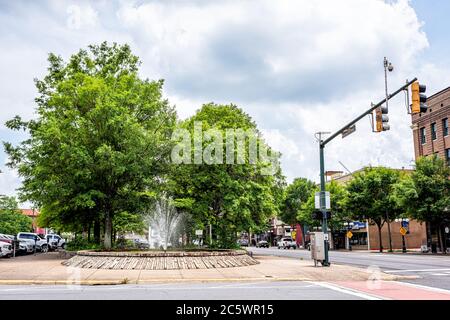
[62, 249, 258, 270]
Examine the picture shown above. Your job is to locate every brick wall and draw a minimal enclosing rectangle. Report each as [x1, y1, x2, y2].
[368, 219, 427, 250]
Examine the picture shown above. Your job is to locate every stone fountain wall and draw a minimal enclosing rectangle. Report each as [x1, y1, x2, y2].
[62, 250, 258, 270]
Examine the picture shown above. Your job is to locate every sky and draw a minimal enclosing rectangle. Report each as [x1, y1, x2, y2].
[1, 0, 450, 205]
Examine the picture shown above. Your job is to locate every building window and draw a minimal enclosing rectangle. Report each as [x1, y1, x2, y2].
[446, 149, 450, 166]
[431, 123, 437, 140]
[443, 118, 449, 137]
[420, 127, 426, 144]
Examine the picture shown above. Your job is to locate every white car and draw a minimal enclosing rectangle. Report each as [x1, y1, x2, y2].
[0, 240, 13, 258]
[17, 232, 49, 253]
[45, 234, 66, 250]
[277, 237, 297, 250]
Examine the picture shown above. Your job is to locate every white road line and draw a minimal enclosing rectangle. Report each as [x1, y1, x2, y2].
[397, 281, 450, 294]
[384, 268, 450, 273]
[430, 273, 449, 276]
[305, 281, 385, 300]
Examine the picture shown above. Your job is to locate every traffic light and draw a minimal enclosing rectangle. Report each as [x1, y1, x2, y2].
[311, 210, 331, 220]
[375, 105, 390, 132]
[411, 81, 427, 114]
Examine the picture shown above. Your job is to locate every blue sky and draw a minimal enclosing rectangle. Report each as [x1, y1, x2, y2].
[1, 0, 450, 204]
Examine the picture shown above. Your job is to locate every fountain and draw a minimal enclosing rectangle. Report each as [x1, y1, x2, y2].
[147, 198, 182, 250]
[62, 197, 258, 270]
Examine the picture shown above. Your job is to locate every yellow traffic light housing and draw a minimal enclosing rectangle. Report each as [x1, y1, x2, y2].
[411, 81, 427, 114]
[375, 106, 389, 132]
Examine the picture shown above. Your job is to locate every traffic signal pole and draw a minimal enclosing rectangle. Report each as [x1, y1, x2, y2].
[318, 77, 417, 267]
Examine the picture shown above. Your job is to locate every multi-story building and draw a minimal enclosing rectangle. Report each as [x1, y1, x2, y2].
[412, 86, 450, 161]
[411, 86, 450, 253]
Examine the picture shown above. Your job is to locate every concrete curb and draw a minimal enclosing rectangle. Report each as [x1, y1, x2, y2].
[0, 274, 415, 286]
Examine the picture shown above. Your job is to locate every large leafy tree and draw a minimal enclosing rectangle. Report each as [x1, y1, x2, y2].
[298, 180, 348, 231]
[0, 196, 33, 235]
[169, 103, 285, 248]
[280, 178, 316, 226]
[393, 155, 450, 252]
[4, 42, 176, 248]
[344, 167, 402, 252]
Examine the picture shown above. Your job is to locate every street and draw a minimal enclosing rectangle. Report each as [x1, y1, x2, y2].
[248, 247, 450, 290]
[0, 282, 370, 300]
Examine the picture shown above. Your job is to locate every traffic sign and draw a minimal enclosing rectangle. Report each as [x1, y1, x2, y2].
[400, 227, 407, 236]
[346, 231, 353, 239]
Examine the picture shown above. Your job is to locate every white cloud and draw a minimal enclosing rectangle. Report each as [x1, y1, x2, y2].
[0, 0, 448, 196]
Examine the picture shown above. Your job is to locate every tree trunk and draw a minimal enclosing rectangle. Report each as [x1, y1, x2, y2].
[377, 224, 383, 253]
[386, 212, 393, 252]
[88, 223, 91, 242]
[94, 219, 100, 244]
[438, 223, 445, 254]
[104, 212, 112, 249]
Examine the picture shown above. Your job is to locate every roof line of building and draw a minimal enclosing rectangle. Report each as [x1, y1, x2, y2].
[428, 86, 450, 101]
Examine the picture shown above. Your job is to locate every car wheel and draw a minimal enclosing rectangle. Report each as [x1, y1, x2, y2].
[41, 245, 48, 253]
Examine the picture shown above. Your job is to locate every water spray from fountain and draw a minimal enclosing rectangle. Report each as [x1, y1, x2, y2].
[146, 197, 183, 250]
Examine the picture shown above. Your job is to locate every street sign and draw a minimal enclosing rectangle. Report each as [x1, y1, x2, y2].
[195, 230, 203, 236]
[342, 125, 356, 139]
[400, 227, 407, 236]
[315, 191, 330, 209]
[346, 231, 353, 239]
[291, 230, 297, 240]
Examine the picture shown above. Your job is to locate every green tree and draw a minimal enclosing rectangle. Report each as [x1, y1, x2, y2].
[169, 103, 285, 248]
[393, 155, 450, 252]
[4, 42, 176, 248]
[344, 167, 402, 252]
[0, 196, 33, 235]
[298, 180, 348, 231]
[280, 178, 316, 226]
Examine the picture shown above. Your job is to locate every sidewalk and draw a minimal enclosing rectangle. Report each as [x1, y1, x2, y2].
[0, 253, 414, 285]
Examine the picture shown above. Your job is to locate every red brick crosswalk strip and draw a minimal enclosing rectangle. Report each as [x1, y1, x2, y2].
[331, 281, 450, 300]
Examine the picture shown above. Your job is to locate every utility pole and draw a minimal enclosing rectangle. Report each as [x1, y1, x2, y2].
[317, 77, 417, 266]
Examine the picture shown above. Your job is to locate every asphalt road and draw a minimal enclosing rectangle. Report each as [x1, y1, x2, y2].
[248, 247, 450, 290]
[0, 281, 368, 300]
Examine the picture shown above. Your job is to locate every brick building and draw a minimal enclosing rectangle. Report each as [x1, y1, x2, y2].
[330, 168, 427, 251]
[411, 86, 450, 252]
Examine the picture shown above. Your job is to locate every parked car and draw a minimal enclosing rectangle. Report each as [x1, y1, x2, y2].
[45, 234, 66, 250]
[277, 237, 297, 249]
[17, 232, 49, 253]
[0, 241, 13, 258]
[256, 240, 269, 248]
[238, 239, 249, 247]
[133, 238, 150, 250]
[18, 240, 34, 254]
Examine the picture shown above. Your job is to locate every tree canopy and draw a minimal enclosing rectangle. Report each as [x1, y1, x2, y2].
[0, 196, 33, 235]
[169, 103, 285, 248]
[4, 42, 176, 248]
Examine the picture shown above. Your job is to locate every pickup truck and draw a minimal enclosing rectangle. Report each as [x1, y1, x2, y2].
[277, 237, 297, 250]
[17, 232, 49, 253]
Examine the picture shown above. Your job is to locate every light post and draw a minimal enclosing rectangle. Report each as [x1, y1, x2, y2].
[395, 218, 409, 253]
[383, 57, 394, 112]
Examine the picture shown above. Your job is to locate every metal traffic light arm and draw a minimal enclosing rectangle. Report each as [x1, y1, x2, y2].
[317, 77, 417, 267]
[321, 77, 418, 148]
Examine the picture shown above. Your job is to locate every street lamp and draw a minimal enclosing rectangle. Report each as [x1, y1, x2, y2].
[395, 218, 409, 253]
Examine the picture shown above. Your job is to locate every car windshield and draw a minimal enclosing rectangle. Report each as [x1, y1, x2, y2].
[20, 234, 35, 239]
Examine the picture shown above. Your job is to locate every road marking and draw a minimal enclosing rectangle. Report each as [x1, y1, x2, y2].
[384, 268, 450, 273]
[431, 273, 449, 276]
[397, 281, 450, 295]
[305, 281, 385, 300]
